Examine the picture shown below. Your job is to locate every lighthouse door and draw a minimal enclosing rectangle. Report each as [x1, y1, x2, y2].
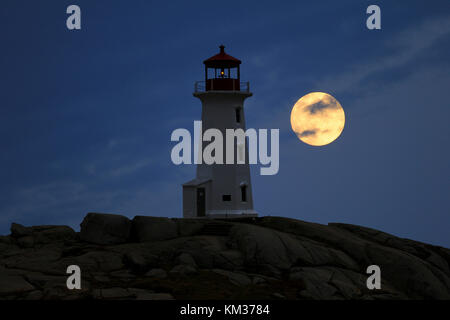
[197, 188, 206, 217]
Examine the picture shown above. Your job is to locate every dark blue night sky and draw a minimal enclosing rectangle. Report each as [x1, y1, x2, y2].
[1, 1, 449, 247]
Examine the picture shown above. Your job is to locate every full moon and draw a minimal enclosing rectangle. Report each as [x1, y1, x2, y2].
[290, 92, 345, 146]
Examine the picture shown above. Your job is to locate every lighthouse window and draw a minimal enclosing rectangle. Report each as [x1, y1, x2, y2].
[241, 185, 247, 202]
[222, 195, 231, 202]
[235, 108, 241, 123]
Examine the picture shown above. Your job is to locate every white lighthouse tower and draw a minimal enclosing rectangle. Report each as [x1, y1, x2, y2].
[183, 45, 257, 218]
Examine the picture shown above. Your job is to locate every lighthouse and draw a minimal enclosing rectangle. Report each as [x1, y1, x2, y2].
[182, 45, 257, 218]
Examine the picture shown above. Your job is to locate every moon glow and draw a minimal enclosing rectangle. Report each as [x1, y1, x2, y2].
[290, 92, 345, 146]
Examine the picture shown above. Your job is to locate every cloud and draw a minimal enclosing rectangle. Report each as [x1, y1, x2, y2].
[0, 168, 188, 234]
[83, 136, 158, 179]
[0, 139, 170, 234]
[246, 16, 450, 134]
[298, 129, 317, 138]
[315, 16, 450, 95]
[306, 100, 338, 114]
[109, 158, 152, 177]
[0, 181, 119, 230]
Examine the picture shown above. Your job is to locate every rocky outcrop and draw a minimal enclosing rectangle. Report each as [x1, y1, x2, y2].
[0, 214, 449, 300]
[131, 216, 178, 242]
[80, 213, 131, 245]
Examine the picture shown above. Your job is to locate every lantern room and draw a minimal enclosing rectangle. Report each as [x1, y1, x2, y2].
[203, 45, 241, 91]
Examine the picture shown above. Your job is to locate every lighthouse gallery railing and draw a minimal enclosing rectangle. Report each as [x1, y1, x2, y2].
[194, 81, 250, 93]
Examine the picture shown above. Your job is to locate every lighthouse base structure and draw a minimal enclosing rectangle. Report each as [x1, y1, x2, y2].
[182, 178, 258, 219]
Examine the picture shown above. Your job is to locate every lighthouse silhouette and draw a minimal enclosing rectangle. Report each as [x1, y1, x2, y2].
[182, 45, 257, 218]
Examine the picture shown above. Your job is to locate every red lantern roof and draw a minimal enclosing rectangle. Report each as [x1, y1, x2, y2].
[203, 45, 241, 68]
